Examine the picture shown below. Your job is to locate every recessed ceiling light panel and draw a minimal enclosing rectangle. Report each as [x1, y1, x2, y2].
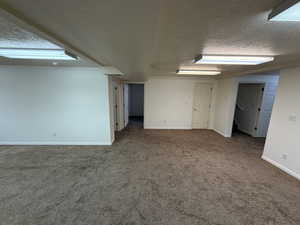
[176, 70, 221, 75]
[0, 48, 78, 60]
[269, 0, 300, 21]
[194, 55, 274, 65]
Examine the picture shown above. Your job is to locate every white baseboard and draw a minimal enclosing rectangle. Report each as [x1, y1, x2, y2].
[0, 141, 113, 146]
[262, 155, 300, 181]
[144, 126, 192, 130]
[213, 129, 231, 138]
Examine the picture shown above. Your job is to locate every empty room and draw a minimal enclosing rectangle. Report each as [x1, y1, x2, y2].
[0, 1, 299, 225]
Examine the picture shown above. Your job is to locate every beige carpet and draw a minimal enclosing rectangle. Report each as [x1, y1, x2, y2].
[0, 124, 299, 225]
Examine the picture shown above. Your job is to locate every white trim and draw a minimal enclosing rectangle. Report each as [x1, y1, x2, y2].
[0, 141, 113, 146]
[144, 126, 192, 130]
[111, 136, 115, 145]
[213, 128, 231, 137]
[262, 155, 300, 181]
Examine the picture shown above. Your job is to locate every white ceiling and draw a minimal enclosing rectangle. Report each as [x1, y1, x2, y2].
[1, 0, 300, 80]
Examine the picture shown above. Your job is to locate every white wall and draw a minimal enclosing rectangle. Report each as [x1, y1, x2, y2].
[213, 78, 237, 137]
[144, 77, 216, 129]
[263, 67, 300, 180]
[214, 74, 279, 137]
[0, 66, 113, 145]
[129, 84, 144, 117]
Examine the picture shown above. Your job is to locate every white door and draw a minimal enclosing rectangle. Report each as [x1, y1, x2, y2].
[123, 84, 129, 127]
[235, 84, 264, 136]
[113, 85, 119, 131]
[257, 83, 277, 137]
[192, 83, 212, 129]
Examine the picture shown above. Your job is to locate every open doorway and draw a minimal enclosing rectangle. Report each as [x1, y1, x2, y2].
[124, 83, 144, 128]
[232, 82, 277, 142]
[233, 83, 265, 137]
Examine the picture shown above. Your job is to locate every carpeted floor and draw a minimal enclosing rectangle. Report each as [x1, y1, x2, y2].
[0, 123, 299, 225]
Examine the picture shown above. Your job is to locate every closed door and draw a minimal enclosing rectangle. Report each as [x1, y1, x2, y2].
[257, 84, 277, 137]
[123, 84, 129, 127]
[192, 83, 212, 129]
[113, 86, 119, 131]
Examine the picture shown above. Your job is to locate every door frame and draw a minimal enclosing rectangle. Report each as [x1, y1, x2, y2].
[124, 81, 145, 127]
[234, 83, 265, 136]
[230, 81, 266, 137]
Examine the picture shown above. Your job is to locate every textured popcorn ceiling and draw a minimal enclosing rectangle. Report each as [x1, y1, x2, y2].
[0, 14, 97, 67]
[0, 15, 60, 49]
[3, 0, 300, 79]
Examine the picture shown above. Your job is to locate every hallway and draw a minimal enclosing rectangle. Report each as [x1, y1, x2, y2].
[0, 125, 299, 225]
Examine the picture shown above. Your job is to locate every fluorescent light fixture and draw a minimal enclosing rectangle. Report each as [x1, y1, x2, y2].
[0, 48, 78, 60]
[176, 70, 221, 75]
[194, 55, 274, 65]
[268, 0, 300, 21]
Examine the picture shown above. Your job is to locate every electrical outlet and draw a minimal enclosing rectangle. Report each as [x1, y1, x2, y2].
[282, 154, 287, 160]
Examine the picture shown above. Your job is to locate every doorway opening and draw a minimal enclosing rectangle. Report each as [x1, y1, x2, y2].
[232, 82, 277, 147]
[124, 83, 144, 128]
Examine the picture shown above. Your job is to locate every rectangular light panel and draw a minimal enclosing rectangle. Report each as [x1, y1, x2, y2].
[176, 70, 221, 75]
[195, 55, 274, 65]
[0, 48, 77, 60]
[269, 0, 300, 21]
